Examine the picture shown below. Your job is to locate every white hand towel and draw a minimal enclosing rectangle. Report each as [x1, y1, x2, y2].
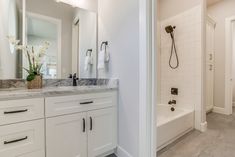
[84, 56, 91, 71]
[98, 50, 105, 69]
[105, 50, 110, 62]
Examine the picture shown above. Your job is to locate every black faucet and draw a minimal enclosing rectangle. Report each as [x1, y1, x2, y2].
[168, 100, 176, 105]
[72, 73, 78, 86]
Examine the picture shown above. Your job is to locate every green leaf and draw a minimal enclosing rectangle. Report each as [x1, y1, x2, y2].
[23, 67, 30, 74]
[26, 73, 36, 81]
[26, 50, 33, 72]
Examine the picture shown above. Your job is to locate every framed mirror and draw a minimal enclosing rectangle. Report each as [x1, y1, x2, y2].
[0, 0, 97, 79]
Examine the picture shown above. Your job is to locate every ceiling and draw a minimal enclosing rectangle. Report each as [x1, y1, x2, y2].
[207, 0, 224, 6]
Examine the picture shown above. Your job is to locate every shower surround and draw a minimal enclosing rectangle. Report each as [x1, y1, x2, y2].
[160, 5, 203, 130]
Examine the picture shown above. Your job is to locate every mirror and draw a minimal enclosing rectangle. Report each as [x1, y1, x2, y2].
[0, 0, 97, 79]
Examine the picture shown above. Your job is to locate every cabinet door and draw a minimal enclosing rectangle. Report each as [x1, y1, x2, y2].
[0, 119, 44, 157]
[87, 108, 117, 157]
[46, 113, 87, 157]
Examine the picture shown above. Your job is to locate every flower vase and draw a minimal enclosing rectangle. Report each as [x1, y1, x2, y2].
[27, 75, 42, 89]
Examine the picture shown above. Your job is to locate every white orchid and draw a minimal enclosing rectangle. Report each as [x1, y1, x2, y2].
[7, 36, 50, 81]
[7, 36, 20, 46]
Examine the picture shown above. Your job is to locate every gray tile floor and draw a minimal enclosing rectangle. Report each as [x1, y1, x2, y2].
[158, 109, 235, 157]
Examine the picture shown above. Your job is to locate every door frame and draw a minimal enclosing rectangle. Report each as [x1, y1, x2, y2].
[139, 0, 157, 156]
[225, 16, 235, 115]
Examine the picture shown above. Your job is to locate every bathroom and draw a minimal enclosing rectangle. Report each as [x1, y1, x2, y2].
[1, 0, 235, 157]
[0, 0, 138, 156]
[156, 0, 235, 156]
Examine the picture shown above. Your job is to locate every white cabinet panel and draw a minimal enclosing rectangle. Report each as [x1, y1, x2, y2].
[0, 98, 44, 125]
[17, 150, 45, 157]
[45, 92, 117, 117]
[0, 119, 45, 157]
[87, 108, 117, 157]
[46, 113, 87, 157]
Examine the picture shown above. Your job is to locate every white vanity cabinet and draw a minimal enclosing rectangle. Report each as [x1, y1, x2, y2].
[0, 98, 45, 157]
[45, 91, 117, 157]
[0, 90, 117, 157]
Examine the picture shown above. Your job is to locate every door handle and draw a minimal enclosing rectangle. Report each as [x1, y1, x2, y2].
[4, 109, 28, 114]
[90, 117, 93, 131]
[83, 118, 86, 132]
[4, 136, 28, 145]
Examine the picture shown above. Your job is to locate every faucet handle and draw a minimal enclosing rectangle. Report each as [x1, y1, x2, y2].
[168, 100, 176, 105]
[73, 73, 77, 78]
[172, 100, 176, 104]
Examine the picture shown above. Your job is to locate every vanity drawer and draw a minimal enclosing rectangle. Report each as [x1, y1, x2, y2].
[0, 98, 44, 125]
[45, 91, 117, 117]
[0, 119, 45, 157]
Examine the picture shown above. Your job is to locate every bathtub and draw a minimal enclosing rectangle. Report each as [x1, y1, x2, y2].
[157, 104, 194, 151]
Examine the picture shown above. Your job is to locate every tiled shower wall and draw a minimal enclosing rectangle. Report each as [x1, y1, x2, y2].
[160, 6, 202, 110]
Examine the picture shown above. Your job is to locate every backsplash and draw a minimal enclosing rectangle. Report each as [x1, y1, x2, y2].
[0, 79, 118, 89]
[160, 5, 202, 110]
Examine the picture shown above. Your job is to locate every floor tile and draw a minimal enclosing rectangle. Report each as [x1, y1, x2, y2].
[157, 109, 235, 157]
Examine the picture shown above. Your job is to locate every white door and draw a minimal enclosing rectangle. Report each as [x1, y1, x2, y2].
[206, 16, 216, 112]
[87, 108, 117, 157]
[46, 113, 87, 157]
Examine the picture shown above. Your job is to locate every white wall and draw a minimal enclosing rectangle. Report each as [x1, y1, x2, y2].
[76, 0, 98, 12]
[0, 0, 18, 79]
[159, 0, 201, 21]
[98, 0, 140, 156]
[233, 22, 235, 103]
[157, 0, 161, 103]
[160, 6, 202, 110]
[207, 0, 235, 108]
[158, 0, 205, 130]
[160, 5, 203, 120]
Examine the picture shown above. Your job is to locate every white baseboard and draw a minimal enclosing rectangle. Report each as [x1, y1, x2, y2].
[115, 146, 133, 157]
[200, 121, 207, 132]
[213, 107, 227, 115]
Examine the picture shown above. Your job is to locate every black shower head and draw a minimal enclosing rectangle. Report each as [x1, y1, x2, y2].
[165, 25, 176, 34]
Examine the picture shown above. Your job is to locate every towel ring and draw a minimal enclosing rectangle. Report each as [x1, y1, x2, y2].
[100, 41, 108, 51]
[86, 49, 92, 56]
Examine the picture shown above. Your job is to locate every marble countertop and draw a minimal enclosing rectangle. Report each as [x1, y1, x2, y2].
[0, 85, 118, 101]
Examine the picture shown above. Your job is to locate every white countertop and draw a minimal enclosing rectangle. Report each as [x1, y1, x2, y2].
[0, 86, 117, 100]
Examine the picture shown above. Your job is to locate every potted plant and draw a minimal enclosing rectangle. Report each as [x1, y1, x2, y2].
[8, 36, 50, 89]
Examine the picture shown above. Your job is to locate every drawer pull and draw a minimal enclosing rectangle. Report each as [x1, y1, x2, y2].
[83, 118, 86, 132]
[80, 101, 93, 105]
[4, 136, 28, 145]
[90, 117, 93, 131]
[4, 109, 28, 114]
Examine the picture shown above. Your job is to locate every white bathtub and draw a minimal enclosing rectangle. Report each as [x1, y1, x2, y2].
[157, 104, 194, 151]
